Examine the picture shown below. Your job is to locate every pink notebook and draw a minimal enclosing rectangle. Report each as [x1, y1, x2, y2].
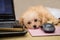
[28, 27, 60, 36]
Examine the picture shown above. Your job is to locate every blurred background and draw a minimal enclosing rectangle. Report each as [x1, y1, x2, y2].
[14, 0, 60, 19]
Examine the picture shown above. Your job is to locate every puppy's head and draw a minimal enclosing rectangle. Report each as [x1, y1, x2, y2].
[20, 11, 42, 29]
[19, 5, 48, 29]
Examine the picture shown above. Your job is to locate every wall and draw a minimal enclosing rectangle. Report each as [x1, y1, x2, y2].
[14, 0, 60, 19]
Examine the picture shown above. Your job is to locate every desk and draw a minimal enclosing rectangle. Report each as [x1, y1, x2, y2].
[0, 32, 60, 40]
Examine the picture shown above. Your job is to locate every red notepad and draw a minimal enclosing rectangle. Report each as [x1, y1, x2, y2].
[28, 27, 60, 36]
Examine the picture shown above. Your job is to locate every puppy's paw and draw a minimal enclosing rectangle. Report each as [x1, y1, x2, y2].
[47, 20, 58, 25]
[58, 18, 60, 23]
[47, 21, 53, 24]
[53, 20, 59, 25]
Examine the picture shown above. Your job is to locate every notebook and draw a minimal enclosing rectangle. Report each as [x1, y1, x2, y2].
[0, 0, 27, 37]
[0, 0, 16, 28]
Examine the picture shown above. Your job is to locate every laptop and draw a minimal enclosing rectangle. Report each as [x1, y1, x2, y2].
[0, 0, 27, 37]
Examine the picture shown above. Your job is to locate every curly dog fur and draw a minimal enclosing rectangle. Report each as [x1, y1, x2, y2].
[19, 5, 59, 29]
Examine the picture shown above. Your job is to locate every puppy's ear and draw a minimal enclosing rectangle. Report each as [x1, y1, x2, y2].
[19, 17, 24, 26]
[41, 17, 47, 25]
[39, 14, 47, 25]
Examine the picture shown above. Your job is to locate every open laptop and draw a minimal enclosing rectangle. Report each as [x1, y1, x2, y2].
[0, 0, 27, 37]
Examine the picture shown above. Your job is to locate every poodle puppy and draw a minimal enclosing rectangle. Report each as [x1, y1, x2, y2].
[19, 5, 59, 29]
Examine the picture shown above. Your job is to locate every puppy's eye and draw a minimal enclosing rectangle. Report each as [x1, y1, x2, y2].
[27, 22, 31, 24]
[34, 19, 37, 22]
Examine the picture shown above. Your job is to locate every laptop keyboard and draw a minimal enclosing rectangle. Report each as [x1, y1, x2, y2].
[0, 21, 19, 28]
[0, 23, 14, 28]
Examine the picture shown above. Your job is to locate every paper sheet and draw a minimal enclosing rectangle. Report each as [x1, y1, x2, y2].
[46, 7, 60, 18]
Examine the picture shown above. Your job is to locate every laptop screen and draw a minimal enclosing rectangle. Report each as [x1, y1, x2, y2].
[0, 0, 15, 21]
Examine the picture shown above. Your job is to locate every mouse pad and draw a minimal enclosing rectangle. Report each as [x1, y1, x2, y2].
[28, 26, 60, 37]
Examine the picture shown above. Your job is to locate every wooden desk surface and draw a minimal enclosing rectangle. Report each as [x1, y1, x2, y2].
[0, 32, 60, 40]
[0, 24, 60, 40]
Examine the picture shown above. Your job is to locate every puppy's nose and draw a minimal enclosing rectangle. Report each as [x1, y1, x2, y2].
[33, 25, 36, 29]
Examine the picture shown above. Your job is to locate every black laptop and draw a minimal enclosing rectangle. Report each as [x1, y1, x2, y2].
[0, 0, 27, 37]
